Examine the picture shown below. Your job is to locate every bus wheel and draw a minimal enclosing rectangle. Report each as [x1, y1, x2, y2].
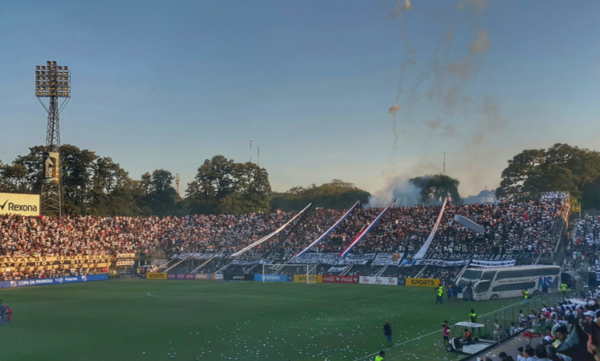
[490, 294, 499, 300]
[533, 290, 541, 296]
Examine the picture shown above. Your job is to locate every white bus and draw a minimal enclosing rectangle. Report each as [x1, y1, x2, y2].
[457, 265, 561, 301]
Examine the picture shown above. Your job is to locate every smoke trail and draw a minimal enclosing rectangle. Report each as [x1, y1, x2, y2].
[389, 0, 415, 162]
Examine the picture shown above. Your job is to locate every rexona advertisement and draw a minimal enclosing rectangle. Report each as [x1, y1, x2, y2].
[359, 276, 398, 286]
[0, 193, 40, 216]
[405, 278, 440, 287]
[293, 275, 323, 283]
[0, 274, 108, 289]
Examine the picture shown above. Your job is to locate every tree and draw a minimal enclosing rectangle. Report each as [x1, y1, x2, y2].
[186, 156, 272, 215]
[144, 169, 180, 216]
[409, 174, 461, 204]
[496, 143, 600, 201]
[270, 179, 371, 212]
[61, 144, 99, 214]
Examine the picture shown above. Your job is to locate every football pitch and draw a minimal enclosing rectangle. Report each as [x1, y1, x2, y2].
[1, 279, 523, 361]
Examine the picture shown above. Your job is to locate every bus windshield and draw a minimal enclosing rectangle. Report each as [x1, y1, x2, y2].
[462, 270, 482, 280]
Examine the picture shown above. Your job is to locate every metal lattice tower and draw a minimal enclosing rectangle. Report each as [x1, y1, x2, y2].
[36, 61, 71, 216]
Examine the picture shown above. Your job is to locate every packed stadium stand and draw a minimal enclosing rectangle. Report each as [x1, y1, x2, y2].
[0, 194, 570, 281]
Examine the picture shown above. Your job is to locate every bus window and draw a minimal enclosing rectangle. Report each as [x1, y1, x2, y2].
[462, 270, 482, 280]
[475, 281, 491, 293]
[481, 271, 495, 281]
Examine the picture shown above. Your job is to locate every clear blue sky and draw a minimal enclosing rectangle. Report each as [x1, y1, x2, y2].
[1, 0, 599, 197]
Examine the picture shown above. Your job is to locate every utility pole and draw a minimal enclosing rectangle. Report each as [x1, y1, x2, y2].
[250, 139, 253, 163]
[175, 173, 180, 195]
[443, 152, 446, 176]
[257, 147, 260, 167]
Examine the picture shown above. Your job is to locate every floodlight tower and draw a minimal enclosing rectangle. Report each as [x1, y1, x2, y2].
[35, 61, 71, 216]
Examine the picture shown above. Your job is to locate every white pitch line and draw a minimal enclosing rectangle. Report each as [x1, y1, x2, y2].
[354, 298, 532, 361]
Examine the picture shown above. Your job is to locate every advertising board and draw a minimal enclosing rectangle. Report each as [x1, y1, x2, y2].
[254, 274, 288, 282]
[213, 274, 224, 280]
[0, 193, 40, 217]
[0, 254, 111, 271]
[322, 275, 359, 284]
[293, 275, 323, 283]
[224, 274, 255, 281]
[43, 152, 60, 185]
[359, 276, 398, 286]
[405, 278, 440, 287]
[146, 272, 167, 280]
[0, 274, 108, 289]
[195, 273, 213, 280]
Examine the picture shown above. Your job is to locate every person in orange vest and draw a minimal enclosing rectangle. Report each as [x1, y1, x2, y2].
[461, 328, 474, 346]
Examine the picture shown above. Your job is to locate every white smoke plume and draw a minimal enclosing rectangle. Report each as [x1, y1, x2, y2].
[389, 0, 416, 163]
[366, 175, 421, 207]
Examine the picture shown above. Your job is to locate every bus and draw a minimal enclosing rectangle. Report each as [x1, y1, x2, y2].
[457, 265, 561, 301]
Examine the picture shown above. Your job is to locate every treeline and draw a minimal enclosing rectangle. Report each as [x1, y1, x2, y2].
[0, 146, 273, 217]
[271, 179, 370, 212]
[0, 145, 373, 216]
[496, 143, 600, 210]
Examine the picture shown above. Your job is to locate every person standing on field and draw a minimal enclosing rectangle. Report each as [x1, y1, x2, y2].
[469, 309, 477, 333]
[442, 320, 450, 346]
[383, 320, 392, 347]
[436, 285, 444, 304]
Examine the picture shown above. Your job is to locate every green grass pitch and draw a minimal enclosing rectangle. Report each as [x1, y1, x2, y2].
[1, 279, 522, 361]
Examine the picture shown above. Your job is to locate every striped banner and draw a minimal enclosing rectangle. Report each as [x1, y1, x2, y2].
[412, 197, 448, 260]
[294, 201, 360, 257]
[230, 203, 312, 258]
[338, 200, 395, 258]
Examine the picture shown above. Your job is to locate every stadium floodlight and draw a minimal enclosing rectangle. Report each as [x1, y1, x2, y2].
[35, 61, 71, 99]
[35, 61, 71, 217]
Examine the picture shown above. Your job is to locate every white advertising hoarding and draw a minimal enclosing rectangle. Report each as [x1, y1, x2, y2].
[359, 276, 398, 286]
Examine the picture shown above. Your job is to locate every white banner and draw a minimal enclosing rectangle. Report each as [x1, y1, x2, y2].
[327, 266, 348, 273]
[415, 259, 469, 267]
[116, 253, 136, 258]
[0, 193, 40, 217]
[230, 203, 312, 257]
[469, 259, 516, 268]
[371, 253, 404, 266]
[413, 198, 448, 260]
[289, 253, 375, 265]
[359, 276, 398, 286]
[116, 260, 135, 266]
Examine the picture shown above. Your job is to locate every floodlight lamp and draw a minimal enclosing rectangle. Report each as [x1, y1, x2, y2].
[52, 61, 56, 65]
[36, 65, 40, 70]
[64, 66, 68, 70]
[58, 66, 62, 70]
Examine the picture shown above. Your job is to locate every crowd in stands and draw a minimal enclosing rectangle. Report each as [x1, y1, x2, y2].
[565, 217, 600, 273]
[0, 194, 569, 281]
[484, 294, 600, 361]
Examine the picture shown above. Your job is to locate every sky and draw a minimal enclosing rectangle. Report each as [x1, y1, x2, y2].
[1, 0, 600, 199]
